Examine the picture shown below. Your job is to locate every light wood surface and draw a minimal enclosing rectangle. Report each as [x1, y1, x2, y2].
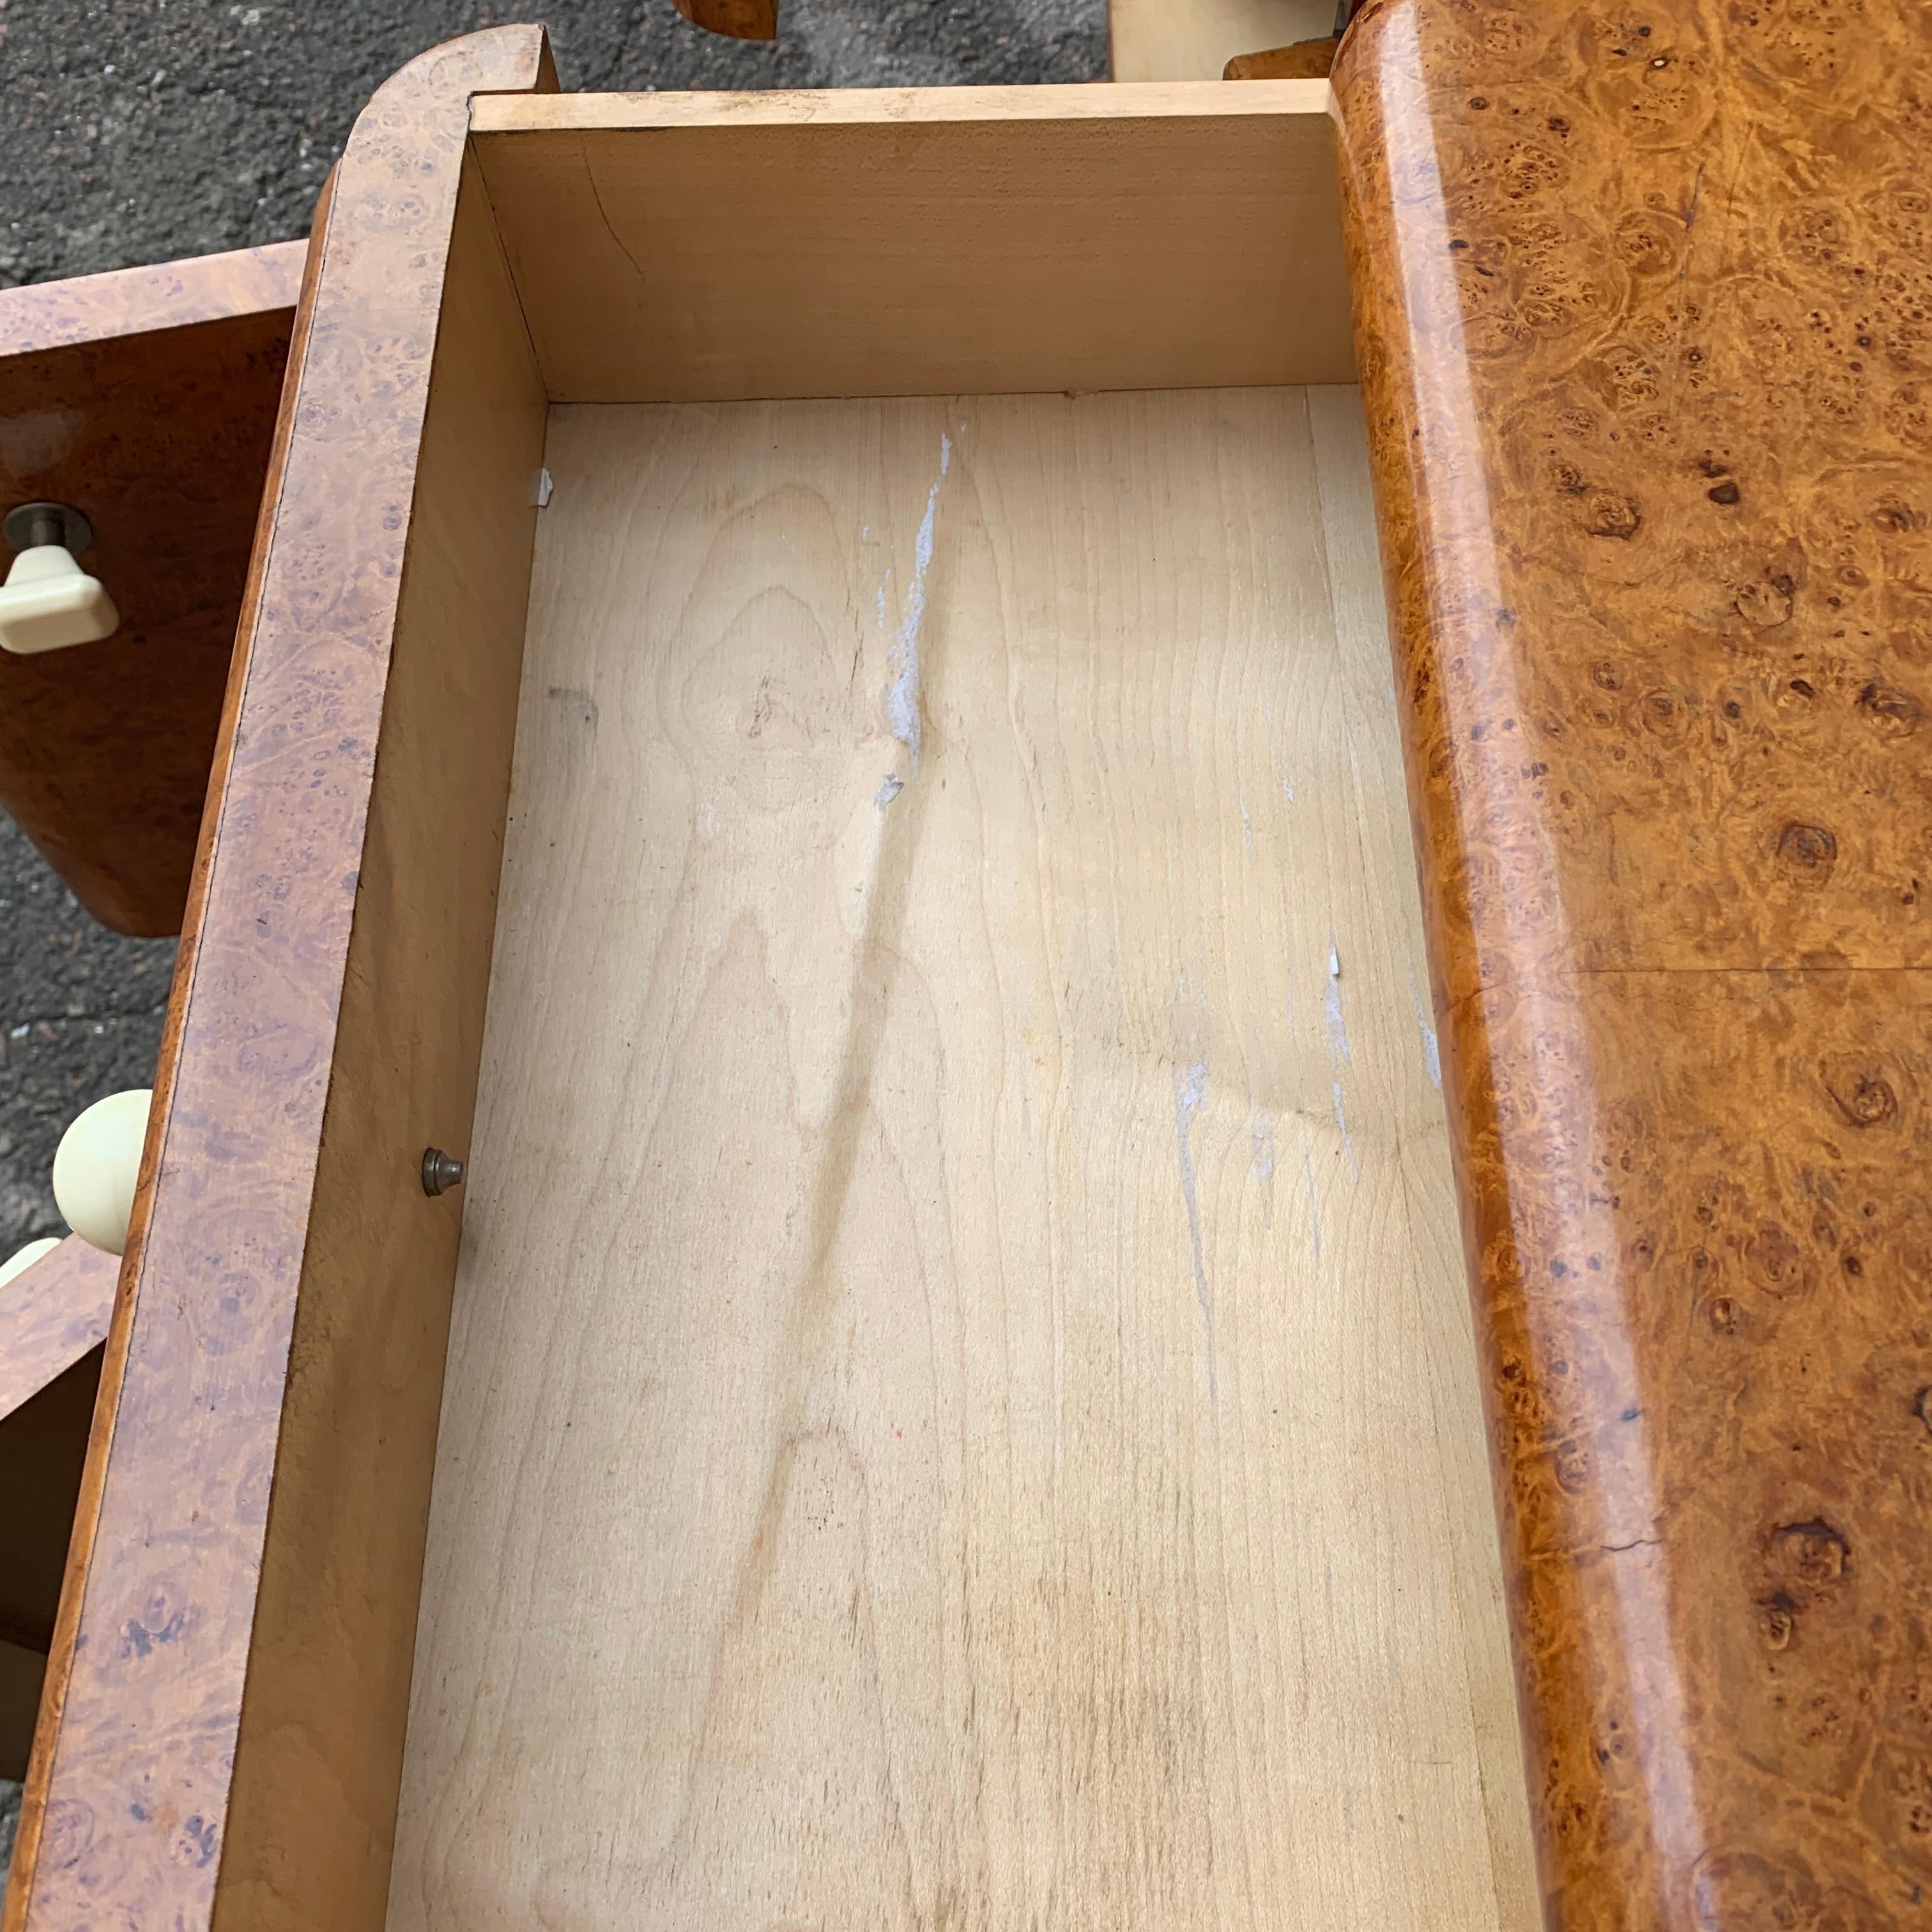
[1108, 0, 1333, 80]
[469, 83, 1351, 402]
[469, 77, 1331, 128]
[387, 386, 1536, 1929]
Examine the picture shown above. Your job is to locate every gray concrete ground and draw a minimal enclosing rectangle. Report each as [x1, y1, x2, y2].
[0, 0, 1106, 1255]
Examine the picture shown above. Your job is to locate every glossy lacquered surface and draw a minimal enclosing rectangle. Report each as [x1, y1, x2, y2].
[1335, 0, 1932, 1922]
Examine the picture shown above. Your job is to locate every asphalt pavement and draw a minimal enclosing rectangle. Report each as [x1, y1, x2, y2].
[0, 0, 1107, 1254]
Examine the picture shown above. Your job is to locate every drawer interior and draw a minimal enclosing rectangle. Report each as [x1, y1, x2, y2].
[381, 381, 1531, 1926]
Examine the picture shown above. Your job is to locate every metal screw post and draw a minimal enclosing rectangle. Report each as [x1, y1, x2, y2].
[422, 1147, 466, 1197]
[3, 501, 93, 556]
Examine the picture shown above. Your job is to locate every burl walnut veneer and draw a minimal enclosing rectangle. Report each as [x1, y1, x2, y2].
[1335, 0, 1932, 1923]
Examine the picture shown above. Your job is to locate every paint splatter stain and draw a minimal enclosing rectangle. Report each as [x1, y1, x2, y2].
[883, 434, 952, 776]
[1323, 941, 1360, 1180]
[1408, 969, 1442, 1090]
[1174, 1052, 1216, 1390]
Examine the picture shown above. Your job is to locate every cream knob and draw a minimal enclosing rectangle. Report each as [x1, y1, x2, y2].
[0, 502, 119, 656]
[52, 1088, 153, 1257]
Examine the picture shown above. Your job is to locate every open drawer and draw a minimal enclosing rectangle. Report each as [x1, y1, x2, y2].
[17, 5, 1932, 1928]
[6, 36, 1530, 1929]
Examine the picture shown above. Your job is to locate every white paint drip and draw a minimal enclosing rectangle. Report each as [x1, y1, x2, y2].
[1408, 969, 1443, 1091]
[1281, 771, 1296, 802]
[875, 772, 904, 808]
[1239, 787, 1255, 858]
[1174, 1054, 1216, 1383]
[1322, 941, 1352, 1068]
[1323, 940, 1359, 1181]
[883, 434, 952, 778]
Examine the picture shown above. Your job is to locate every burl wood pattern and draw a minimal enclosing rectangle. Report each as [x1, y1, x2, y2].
[0, 244, 303, 935]
[1335, 0, 1932, 1924]
[0, 1238, 117, 1425]
[4, 29, 551, 1932]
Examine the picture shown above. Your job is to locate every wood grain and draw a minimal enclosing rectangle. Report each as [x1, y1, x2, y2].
[1108, 0, 1332, 80]
[0, 244, 303, 357]
[6, 27, 552, 1932]
[0, 244, 304, 934]
[0, 1238, 117, 1425]
[469, 83, 1353, 402]
[386, 387, 1536, 1929]
[1333, 0, 1932, 1920]
[469, 78, 1333, 127]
